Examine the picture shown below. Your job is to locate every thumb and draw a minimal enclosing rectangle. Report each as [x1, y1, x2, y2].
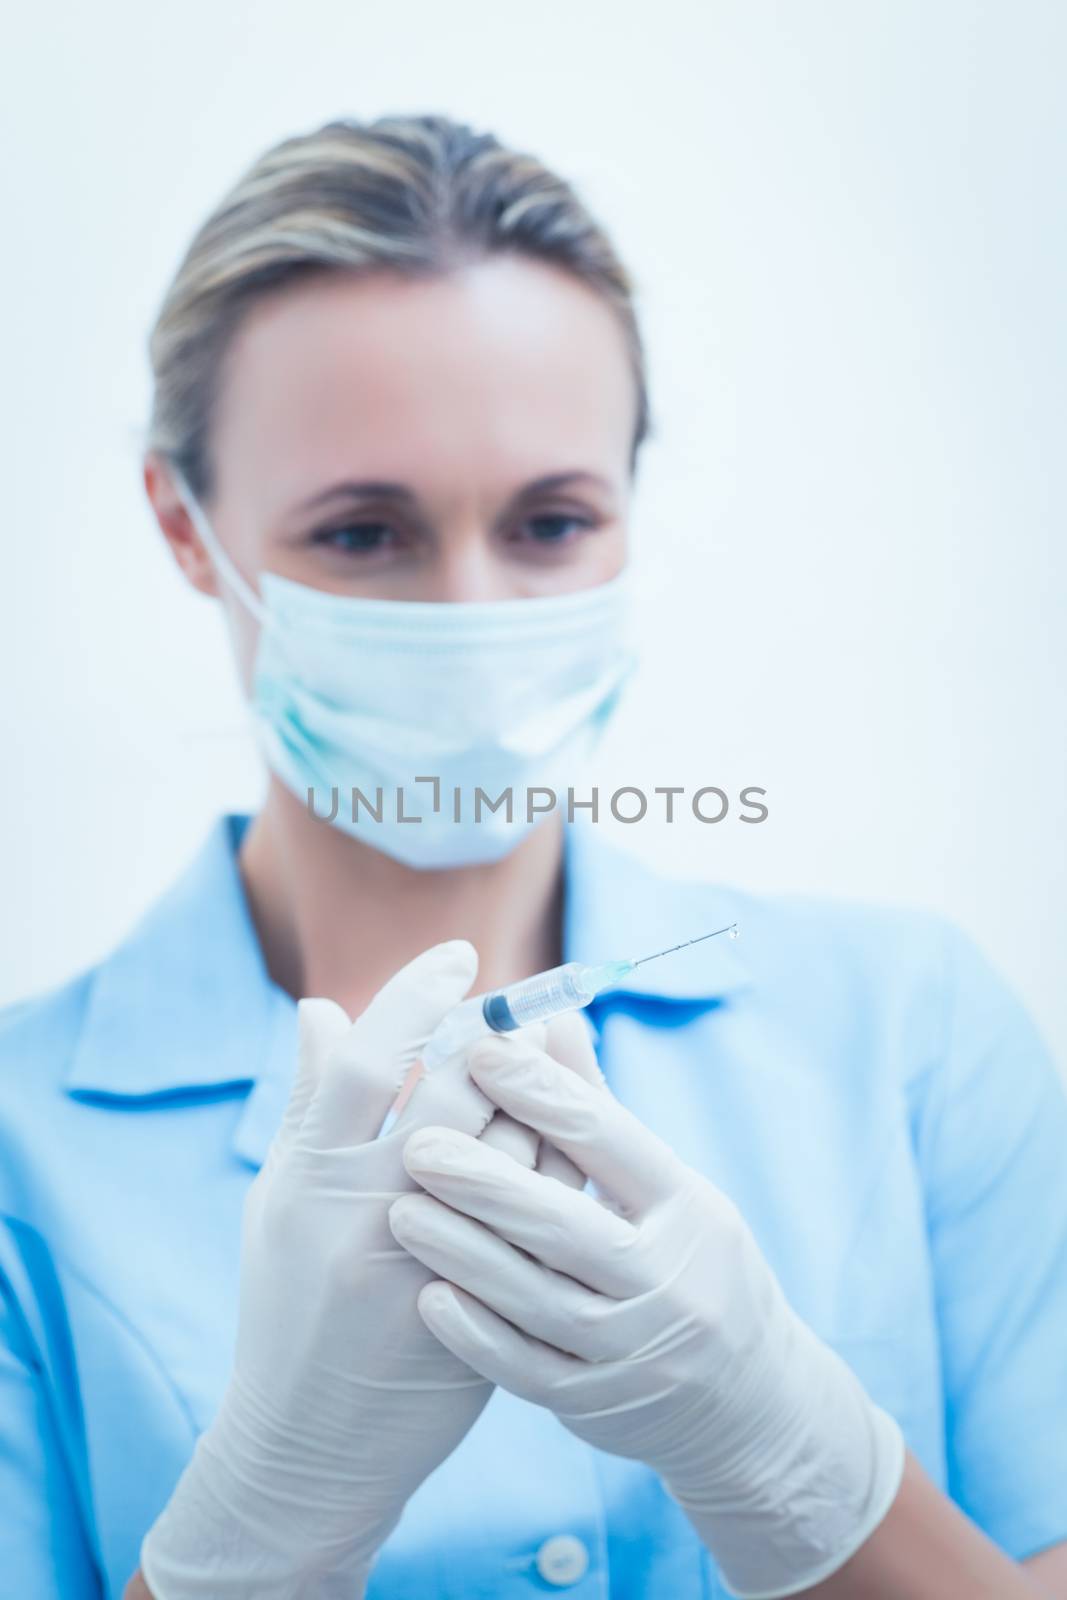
[273, 997, 351, 1156]
[301, 940, 479, 1149]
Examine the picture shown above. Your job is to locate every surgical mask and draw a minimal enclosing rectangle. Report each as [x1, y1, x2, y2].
[173, 474, 637, 869]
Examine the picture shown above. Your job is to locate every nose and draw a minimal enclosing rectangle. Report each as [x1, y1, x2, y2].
[421, 537, 518, 603]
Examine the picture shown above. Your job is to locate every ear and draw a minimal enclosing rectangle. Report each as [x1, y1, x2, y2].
[143, 452, 221, 599]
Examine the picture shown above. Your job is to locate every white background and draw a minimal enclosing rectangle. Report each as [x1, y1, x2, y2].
[2, 2, 1064, 1068]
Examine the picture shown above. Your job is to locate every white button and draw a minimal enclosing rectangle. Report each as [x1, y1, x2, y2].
[535, 1533, 589, 1587]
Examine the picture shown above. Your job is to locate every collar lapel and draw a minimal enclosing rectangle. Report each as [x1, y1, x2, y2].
[64, 815, 297, 1169]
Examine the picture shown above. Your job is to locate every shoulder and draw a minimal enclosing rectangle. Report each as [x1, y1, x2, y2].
[658, 872, 1067, 1215]
[719, 879, 953, 968]
[727, 881, 966, 1028]
[710, 874, 1057, 1111]
[596, 832, 958, 978]
[637, 851, 1021, 1091]
[649, 849, 963, 1002]
[576, 832, 986, 1054]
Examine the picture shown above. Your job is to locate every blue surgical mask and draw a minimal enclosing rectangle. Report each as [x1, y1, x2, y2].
[174, 474, 637, 869]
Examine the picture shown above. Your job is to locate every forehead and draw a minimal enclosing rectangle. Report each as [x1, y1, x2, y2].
[212, 257, 637, 501]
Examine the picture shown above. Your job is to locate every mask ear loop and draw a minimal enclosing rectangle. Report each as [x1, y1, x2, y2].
[169, 466, 274, 631]
[168, 468, 339, 795]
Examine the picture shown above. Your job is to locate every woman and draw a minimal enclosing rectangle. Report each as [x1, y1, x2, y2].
[1, 113, 1065, 1599]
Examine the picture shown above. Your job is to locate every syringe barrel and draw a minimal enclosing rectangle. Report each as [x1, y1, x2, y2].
[482, 962, 592, 1032]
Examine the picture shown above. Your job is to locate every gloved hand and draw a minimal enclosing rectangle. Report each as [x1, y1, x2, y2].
[390, 1026, 906, 1600]
[140, 941, 589, 1600]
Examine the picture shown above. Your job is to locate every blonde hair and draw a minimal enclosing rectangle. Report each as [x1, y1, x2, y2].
[146, 113, 652, 502]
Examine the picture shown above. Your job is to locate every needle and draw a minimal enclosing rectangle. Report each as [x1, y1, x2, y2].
[631, 922, 739, 967]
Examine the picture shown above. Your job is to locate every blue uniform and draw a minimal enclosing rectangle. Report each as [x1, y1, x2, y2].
[2, 814, 1066, 1597]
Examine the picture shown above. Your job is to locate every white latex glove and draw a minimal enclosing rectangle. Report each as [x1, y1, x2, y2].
[141, 942, 589, 1600]
[389, 1028, 906, 1600]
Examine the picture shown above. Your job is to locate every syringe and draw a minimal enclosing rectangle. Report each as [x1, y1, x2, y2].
[419, 923, 739, 1072]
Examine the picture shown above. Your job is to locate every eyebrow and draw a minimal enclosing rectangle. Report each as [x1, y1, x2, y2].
[293, 470, 615, 514]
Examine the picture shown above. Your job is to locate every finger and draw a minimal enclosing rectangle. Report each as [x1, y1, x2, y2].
[480, 1110, 540, 1168]
[476, 1015, 597, 1179]
[384, 1048, 495, 1146]
[302, 940, 479, 1148]
[417, 1282, 582, 1407]
[402, 1127, 642, 1297]
[355, 938, 480, 1057]
[392, 1017, 591, 1170]
[536, 1141, 589, 1190]
[534, 1012, 604, 1189]
[390, 1017, 550, 1171]
[273, 997, 351, 1158]
[540, 1010, 604, 1086]
[388, 1017, 547, 1158]
[479, 1022, 555, 1170]
[390, 1193, 624, 1361]
[466, 1033, 681, 1214]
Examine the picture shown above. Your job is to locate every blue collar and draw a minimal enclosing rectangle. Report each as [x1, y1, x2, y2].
[65, 815, 749, 1165]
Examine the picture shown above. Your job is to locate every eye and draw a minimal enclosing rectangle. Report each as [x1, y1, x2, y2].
[518, 513, 596, 546]
[312, 522, 396, 555]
